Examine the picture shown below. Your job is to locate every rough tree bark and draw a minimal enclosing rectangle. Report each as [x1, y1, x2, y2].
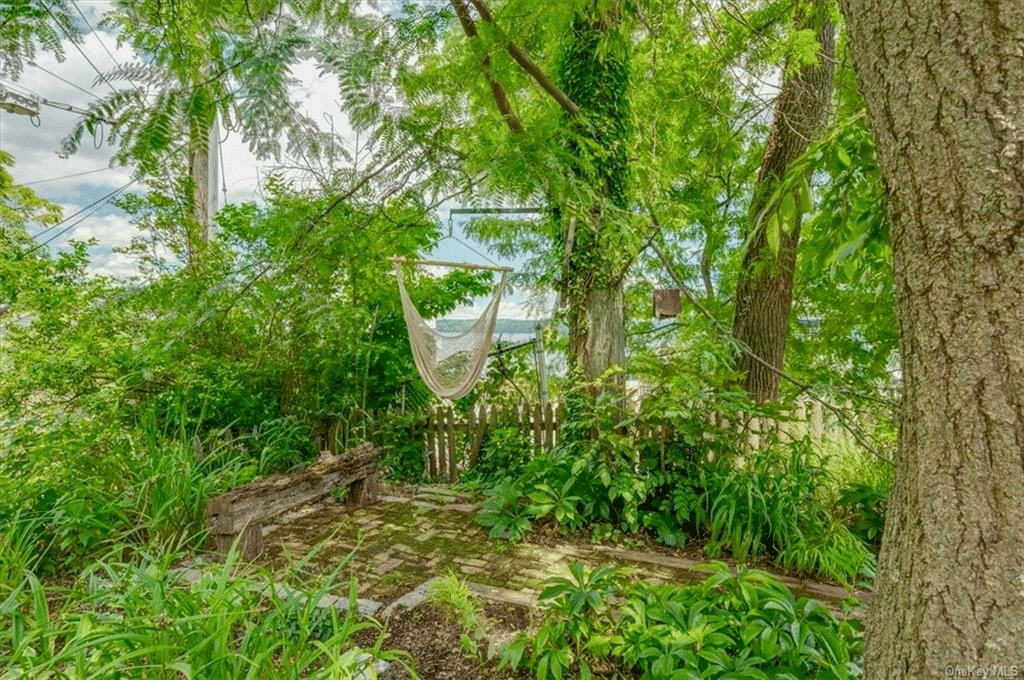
[731, 5, 835, 403]
[839, 1, 1024, 677]
[560, 7, 631, 385]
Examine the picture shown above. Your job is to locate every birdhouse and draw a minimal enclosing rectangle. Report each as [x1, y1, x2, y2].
[653, 289, 681, 319]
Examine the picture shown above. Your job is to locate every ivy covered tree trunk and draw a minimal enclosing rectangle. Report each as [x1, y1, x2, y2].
[560, 7, 631, 385]
[731, 4, 835, 403]
[839, 1, 1024, 677]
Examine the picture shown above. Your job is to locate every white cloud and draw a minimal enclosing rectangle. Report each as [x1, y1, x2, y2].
[59, 207, 138, 248]
[88, 250, 140, 279]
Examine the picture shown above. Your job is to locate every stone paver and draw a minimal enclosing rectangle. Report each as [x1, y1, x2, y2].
[252, 484, 870, 620]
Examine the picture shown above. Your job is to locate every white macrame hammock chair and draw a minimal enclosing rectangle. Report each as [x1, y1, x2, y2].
[392, 258, 511, 400]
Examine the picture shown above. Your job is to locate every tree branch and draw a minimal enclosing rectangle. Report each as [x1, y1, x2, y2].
[451, 0, 523, 134]
[645, 204, 894, 465]
[463, 0, 581, 117]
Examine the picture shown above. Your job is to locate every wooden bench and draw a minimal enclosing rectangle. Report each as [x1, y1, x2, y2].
[206, 442, 382, 559]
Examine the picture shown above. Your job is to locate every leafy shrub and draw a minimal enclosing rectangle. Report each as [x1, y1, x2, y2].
[427, 570, 488, 657]
[700, 442, 817, 561]
[375, 408, 431, 481]
[0, 513, 47, 595]
[837, 481, 889, 550]
[466, 424, 533, 484]
[502, 562, 864, 680]
[0, 412, 256, 579]
[476, 479, 533, 542]
[701, 440, 874, 584]
[777, 518, 876, 586]
[252, 415, 317, 474]
[471, 368, 876, 583]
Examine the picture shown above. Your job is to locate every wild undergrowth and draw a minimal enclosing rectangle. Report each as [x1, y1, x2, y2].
[0, 543, 412, 679]
[475, 363, 885, 586]
[0, 410, 258, 581]
[502, 562, 864, 680]
[427, 570, 490, 659]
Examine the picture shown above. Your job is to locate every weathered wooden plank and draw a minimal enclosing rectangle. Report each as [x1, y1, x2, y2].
[468, 405, 487, 469]
[206, 442, 381, 558]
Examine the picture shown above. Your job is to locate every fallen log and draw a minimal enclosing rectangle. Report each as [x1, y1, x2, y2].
[207, 442, 381, 559]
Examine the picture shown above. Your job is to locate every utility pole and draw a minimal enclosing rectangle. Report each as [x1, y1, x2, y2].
[534, 323, 549, 409]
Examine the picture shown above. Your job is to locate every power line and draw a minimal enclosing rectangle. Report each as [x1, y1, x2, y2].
[30, 176, 135, 241]
[28, 61, 99, 99]
[42, 1, 118, 95]
[0, 79, 38, 98]
[70, 0, 121, 70]
[27, 177, 138, 254]
[1, 79, 107, 118]
[22, 166, 113, 186]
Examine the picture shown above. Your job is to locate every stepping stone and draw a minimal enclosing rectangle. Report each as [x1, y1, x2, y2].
[444, 503, 477, 513]
[414, 529, 438, 543]
[380, 576, 444, 618]
[333, 595, 383, 617]
[454, 557, 488, 569]
[374, 557, 404, 575]
[465, 582, 537, 608]
[391, 543, 417, 555]
[354, 654, 391, 680]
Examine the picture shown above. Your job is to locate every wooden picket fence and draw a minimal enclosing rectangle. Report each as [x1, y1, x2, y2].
[316, 397, 869, 483]
[419, 398, 836, 483]
[423, 403, 563, 482]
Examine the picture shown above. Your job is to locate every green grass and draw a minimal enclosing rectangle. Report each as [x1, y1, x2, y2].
[0, 543, 413, 679]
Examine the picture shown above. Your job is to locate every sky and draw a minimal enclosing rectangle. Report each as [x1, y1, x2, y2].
[0, 2, 550, 321]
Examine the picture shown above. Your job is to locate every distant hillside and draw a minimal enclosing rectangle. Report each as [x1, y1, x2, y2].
[435, 318, 548, 335]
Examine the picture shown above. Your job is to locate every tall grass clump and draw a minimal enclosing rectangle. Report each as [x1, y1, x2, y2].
[701, 439, 875, 585]
[0, 545, 412, 679]
[0, 402, 268, 580]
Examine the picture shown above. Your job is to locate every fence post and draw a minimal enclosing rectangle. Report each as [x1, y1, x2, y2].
[426, 407, 437, 479]
[544, 402, 556, 450]
[810, 400, 824, 439]
[533, 402, 543, 452]
[445, 403, 458, 483]
[468, 404, 487, 469]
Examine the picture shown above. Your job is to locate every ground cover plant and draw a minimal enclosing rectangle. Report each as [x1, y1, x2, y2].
[502, 562, 864, 680]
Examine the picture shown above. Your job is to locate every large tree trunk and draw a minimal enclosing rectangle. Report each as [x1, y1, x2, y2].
[839, 1, 1024, 677]
[731, 6, 835, 403]
[568, 282, 626, 383]
[560, 7, 631, 386]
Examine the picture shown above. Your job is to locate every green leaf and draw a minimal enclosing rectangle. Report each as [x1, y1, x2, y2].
[766, 212, 781, 256]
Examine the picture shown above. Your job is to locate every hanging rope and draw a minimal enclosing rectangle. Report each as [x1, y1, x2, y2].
[392, 257, 511, 400]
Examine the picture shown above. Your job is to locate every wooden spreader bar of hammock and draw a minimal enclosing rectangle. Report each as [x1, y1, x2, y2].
[389, 256, 513, 273]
